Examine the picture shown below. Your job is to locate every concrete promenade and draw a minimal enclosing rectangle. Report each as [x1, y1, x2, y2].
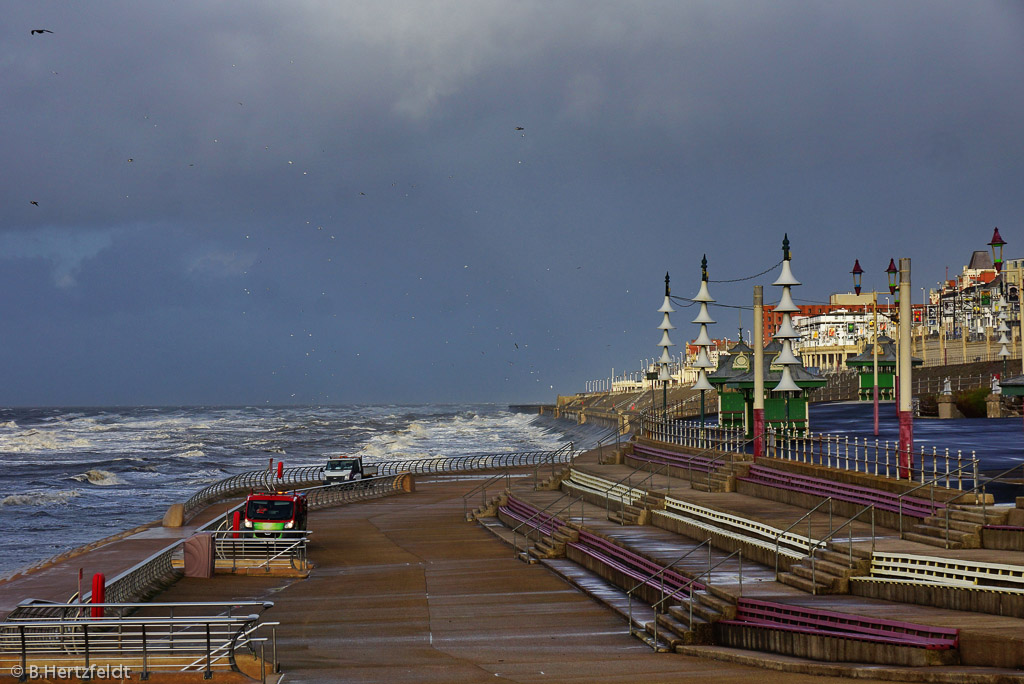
[152, 476, 903, 684]
[4, 459, 1024, 682]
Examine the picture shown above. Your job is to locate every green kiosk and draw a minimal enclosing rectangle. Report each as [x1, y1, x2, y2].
[710, 339, 826, 437]
[844, 335, 921, 400]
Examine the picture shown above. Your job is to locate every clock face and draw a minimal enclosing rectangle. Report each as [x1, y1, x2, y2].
[733, 354, 749, 370]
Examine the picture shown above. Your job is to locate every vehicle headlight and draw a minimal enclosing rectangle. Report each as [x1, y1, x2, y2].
[284, 521, 294, 529]
[243, 520, 253, 528]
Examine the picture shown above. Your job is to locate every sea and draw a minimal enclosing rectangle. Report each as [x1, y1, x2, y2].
[0, 405, 603, 576]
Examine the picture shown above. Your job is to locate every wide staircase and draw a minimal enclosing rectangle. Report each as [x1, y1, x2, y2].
[472, 437, 1024, 675]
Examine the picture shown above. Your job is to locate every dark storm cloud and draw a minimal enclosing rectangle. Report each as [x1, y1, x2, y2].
[2, 1, 1024, 404]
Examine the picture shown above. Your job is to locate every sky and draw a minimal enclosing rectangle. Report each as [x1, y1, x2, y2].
[3, 1, 1024, 406]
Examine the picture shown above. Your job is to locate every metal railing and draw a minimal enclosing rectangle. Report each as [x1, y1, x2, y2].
[626, 539, 711, 649]
[183, 465, 326, 522]
[462, 472, 511, 520]
[638, 416, 745, 455]
[303, 473, 413, 509]
[895, 461, 979, 542]
[806, 504, 875, 595]
[375, 443, 577, 477]
[211, 531, 310, 573]
[771, 499, 875, 594]
[509, 494, 586, 561]
[773, 498, 834, 581]
[765, 428, 979, 489]
[0, 601, 276, 680]
[653, 550, 743, 644]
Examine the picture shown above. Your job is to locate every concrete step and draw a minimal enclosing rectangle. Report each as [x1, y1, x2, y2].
[816, 549, 870, 572]
[666, 605, 714, 644]
[690, 481, 712, 493]
[901, 531, 964, 549]
[696, 592, 736, 621]
[801, 556, 855, 578]
[608, 511, 641, 526]
[648, 614, 688, 648]
[790, 564, 845, 592]
[922, 515, 982, 533]
[948, 507, 1008, 525]
[911, 524, 980, 545]
[551, 528, 578, 544]
[777, 571, 834, 594]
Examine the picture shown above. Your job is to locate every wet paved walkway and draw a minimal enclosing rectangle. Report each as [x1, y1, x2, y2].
[4, 457, 1024, 681]
[147, 478, 909, 683]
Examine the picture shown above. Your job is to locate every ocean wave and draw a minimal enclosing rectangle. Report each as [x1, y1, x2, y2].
[70, 470, 124, 486]
[179, 449, 205, 458]
[0, 429, 94, 453]
[0, 421, 19, 429]
[2, 490, 81, 507]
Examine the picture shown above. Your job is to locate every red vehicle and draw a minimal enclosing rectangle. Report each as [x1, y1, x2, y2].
[242, 491, 308, 536]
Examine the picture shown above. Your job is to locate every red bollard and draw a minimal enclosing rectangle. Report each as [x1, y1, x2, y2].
[91, 573, 105, 618]
[232, 510, 241, 539]
[277, 461, 284, 479]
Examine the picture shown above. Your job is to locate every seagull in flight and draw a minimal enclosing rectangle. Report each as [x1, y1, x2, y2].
[29, 201, 39, 206]
[30, 29, 54, 35]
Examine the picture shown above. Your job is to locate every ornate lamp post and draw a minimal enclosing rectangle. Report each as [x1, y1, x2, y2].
[692, 256, 716, 429]
[771, 235, 802, 433]
[991, 227, 1007, 296]
[852, 259, 880, 436]
[657, 273, 675, 422]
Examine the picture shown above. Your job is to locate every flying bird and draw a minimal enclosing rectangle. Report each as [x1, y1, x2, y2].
[514, 126, 524, 130]
[29, 201, 39, 206]
[31, 29, 54, 35]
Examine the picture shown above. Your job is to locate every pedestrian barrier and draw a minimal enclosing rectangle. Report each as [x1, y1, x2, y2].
[0, 601, 277, 679]
[719, 598, 958, 649]
[662, 494, 821, 554]
[738, 465, 944, 518]
[866, 553, 1024, 592]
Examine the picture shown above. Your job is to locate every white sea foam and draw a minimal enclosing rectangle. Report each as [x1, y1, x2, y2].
[0, 429, 94, 453]
[71, 470, 124, 486]
[0, 421, 19, 429]
[179, 449, 205, 458]
[2, 490, 81, 507]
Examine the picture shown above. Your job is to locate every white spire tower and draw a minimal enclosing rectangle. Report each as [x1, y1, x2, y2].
[692, 256, 716, 428]
[771, 235, 802, 429]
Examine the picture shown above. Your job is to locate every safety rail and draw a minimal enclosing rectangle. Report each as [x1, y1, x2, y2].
[894, 462, 1024, 549]
[0, 601, 276, 680]
[866, 553, 1024, 591]
[627, 539, 712, 649]
[720, 599, 959, 649]
[303, 473, 413, 509]
[72, 544, 181, 609]
[896, 462, 978, 541]
[183, 465, 325, 522]
[183, 444, 575, 522]
[772, 498, 835, 582]
[654, 549, 743, 644]
[806, 504, 876, 595]
[661, 494, 821, 558]
[211, 531, 311, 573]
[638, 416, 745, 455]
[462, 472, 511, 520]
[507, 494, 586, 561]
[375, 443, 577, 477]
[765, 428, 979, 490]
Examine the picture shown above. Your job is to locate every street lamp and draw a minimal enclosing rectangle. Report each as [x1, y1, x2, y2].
[990, 227, 1006, 276]
[852, 259, 880, 436]
[692, 255, 716, 429]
